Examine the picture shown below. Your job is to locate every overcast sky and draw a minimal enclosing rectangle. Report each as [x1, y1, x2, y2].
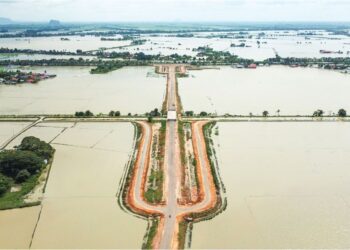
[0, 0, 350, 22]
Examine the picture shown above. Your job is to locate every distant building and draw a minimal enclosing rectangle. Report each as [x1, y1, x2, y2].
[248, 63, 257, 69]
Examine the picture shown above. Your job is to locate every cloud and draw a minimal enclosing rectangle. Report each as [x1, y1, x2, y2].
[1, 0, 350, 22]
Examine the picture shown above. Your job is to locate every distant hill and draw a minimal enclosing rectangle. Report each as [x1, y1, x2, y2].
[49, 19, 61, 26]
[0, 17, 13, 24]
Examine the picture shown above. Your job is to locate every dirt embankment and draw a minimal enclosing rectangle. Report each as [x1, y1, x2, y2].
[125, 123, 160, 216]
[178, 121, 199, 205]
[176, 121, 223, 249]
[144, 123, 166, 205]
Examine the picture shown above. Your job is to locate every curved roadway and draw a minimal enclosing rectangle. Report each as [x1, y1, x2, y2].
[129, 65, 217, 249]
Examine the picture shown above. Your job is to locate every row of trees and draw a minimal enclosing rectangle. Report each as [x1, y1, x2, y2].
[75, 110, 94, 117]
[183, 109, 348, 117]
[262, 109, 347, 117]
[0, 137, 54, 196]
[108, 111, 121, 117]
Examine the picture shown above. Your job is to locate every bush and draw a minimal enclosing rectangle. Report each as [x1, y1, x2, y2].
[0, 174, 11, 196]
[0, 150, 43, 178]
[17, 136, 54, 160]
[15, 169, 31, 183]
[313, 109, 324, 117]
[338, 109, 347, 117]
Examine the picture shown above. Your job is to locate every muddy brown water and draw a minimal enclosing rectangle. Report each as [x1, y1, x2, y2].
[0, 122, 146, 249]
[179, 66, 350, 116]
[191, 122, 350, 249]
[0, 66, 165, 115]
[0, 122, 30, 146]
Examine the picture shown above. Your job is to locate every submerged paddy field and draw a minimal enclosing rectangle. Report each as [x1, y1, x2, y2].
[0, 66, 165, 115]
[0, 36, 130, 52]
[179, 66, 350, 116]
[1, 21, 350, 249]
[192, 122, 350, 249]
[0, 121, 146, 249]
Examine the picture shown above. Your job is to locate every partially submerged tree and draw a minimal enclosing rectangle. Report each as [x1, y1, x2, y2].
[85, 110, 93, 117]
[338, 109, 347, 117]
[262, 111, 269, 117]
[185, 111, 194, 117]
[313, 109, 324, 117]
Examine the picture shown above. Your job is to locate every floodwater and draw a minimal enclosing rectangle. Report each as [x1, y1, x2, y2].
[109, 30, 350, 60]
[0, 122, 30, 146]
[0, 122, 146, 249]
[192, 122, 350, 249]
[0, 206, 41, 249]
[31, 122, 146, 249]
[0, 53, 97, 61]
[0, 36, 130, 52]
[1, 30, 349, 60]
[179, 66, 350, 116]
[0, 66, 165, 115]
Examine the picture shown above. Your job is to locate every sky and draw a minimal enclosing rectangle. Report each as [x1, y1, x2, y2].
[0, 0, 350, 22]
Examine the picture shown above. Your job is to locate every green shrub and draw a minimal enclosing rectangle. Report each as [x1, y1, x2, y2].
[17, 136, 54, 160]
[0, 174, 11, 196]
[0, 150, 43, 178]
[15, 169, 31, 183]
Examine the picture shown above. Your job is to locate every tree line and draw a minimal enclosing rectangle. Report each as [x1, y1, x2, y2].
[0, 137, 54, 196]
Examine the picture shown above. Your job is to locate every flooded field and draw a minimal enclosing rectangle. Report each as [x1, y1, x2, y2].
[0, 122, 30, 146]
[1, 30, 349, 60]
[0, 206, 41, 249]
[0, 53, 97, 61]
[0, 121, 146, 249]
[0, 36, 130, 52]
[110, 30, 350, 60]
[192, 122, 350, 249]
[179, 66, 350, 116]
[0, 66, 165, 115]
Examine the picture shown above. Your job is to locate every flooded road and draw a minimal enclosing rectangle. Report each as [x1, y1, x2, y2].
[179, 66, 350, 116]
[191, 122, 350, 249]
[0, 66, 165, 115]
